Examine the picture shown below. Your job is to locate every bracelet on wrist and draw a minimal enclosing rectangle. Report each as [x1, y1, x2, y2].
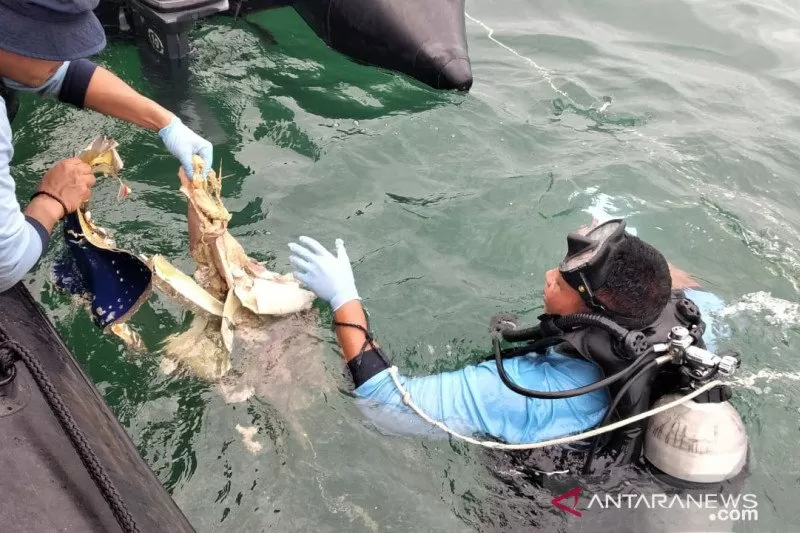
[30, 191, 69, 219]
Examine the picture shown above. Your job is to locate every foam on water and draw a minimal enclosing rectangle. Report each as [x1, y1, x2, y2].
[730, 368, 800, 390]
[718, 291, 800, 327]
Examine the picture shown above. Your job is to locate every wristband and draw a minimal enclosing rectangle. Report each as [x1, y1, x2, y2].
[30, 191, 68, 219]
[347, 348, 391, 388]
[333, 320, 393, 387]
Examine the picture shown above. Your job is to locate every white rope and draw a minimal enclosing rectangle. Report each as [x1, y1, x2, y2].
[464, 11, 575, 103]
[386, 366, 723, 450]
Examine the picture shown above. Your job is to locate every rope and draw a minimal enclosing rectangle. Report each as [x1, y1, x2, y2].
[386, 365, 723, 451]
[0, 342, 16, 385]
[0, 339, 140, 533]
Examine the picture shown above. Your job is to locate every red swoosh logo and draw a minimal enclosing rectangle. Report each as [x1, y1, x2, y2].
[551, 487, 583, 517]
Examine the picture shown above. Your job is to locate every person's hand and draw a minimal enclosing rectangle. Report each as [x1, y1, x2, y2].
[25, 158, 96, 231]
[158, 116, 213, 181]
[288, 236, 360, 311]
[38, 158, 96, 214]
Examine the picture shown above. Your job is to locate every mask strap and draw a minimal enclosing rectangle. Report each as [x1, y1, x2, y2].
[578, 272, 606, 313]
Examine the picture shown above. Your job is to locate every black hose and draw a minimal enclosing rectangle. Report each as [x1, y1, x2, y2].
[500, 324, 543, 343]
[494, 337, 656, 399]
[484, 337, 563, 362]
[581, 358, 662, 474]
[549, 313, 629, 340]
[501, 312, 629, 343]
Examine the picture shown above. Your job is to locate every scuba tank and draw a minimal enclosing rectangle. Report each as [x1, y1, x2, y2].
[645, 392, 747, 484]
[491, 290, 748, 485]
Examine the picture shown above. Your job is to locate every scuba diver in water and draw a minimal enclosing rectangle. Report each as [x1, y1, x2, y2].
[288, 219, 748, 486]
[0, 0, 213, 293]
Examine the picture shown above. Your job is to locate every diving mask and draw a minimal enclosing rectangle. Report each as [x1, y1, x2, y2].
[559, 218, 628, 313]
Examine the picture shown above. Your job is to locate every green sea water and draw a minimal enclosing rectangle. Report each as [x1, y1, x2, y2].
[9, 1, 800, 531]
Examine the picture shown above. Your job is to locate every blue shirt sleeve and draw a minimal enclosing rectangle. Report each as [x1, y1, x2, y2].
[58, 60, 97, 108]
[2, 60, 96, 107]
[684, 288, 726, 352]
[353, 289, 727, 443]
[354, 350, 610, 444]
[0, 104, 45, 292]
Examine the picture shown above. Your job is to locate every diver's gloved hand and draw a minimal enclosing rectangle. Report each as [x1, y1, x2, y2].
[158, 116, 213, 180]
[288, 236, 360, 311]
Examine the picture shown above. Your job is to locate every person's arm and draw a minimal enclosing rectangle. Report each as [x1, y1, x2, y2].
[82, 67, 213, 179]
[284, 235, 520, 439]
[82, 66, 172, 131]
[287, 236, 609, 443]
[333, 299, 376, 362]
[0, 103, 43, 290]
[287, 236, 391, 385]
[0, 187, 46, 292]
[9, 59, 165, 127]
[669, 263, 700, 289]
[5, 59, 212, 179]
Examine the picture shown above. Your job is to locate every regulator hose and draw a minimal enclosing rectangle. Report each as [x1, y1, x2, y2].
[495, 312, 651, 399]
[501, 312, 629, 343]
[494, 338, 656, 399]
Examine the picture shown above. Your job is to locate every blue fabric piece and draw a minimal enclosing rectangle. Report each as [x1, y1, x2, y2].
[52, 248, 88, 296]
[354, 291, 726, 443]
[58, 59, 96, 108]
[56, 213, 152, 328]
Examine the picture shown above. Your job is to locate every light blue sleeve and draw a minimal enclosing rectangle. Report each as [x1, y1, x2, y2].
[684, 288, 727, 351]
[1, 61, 69, 98]
[354, 351, 609, 444]
[0, 104, 43, 292]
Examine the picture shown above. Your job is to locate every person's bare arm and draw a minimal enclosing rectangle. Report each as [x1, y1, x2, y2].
[333, 300, 379, 363]
[669, 263, 699, 289]
[83, 66, 173, 131]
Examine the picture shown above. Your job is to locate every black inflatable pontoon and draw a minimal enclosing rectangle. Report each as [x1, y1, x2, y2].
[97, 0, 472, 90]
[0, 283, 195, 533]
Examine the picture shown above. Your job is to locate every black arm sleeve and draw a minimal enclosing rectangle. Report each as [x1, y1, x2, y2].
[347, 348, 391, 388]
[58, 59, 97, 109]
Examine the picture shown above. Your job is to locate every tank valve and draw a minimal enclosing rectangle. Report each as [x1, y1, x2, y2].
[668, 326, 693, 360]
[717, 353, 740, 377]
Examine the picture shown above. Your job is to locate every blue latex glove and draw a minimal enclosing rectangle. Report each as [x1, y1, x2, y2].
[158, 116, 213, 180]
[288, 236, 360, 311]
